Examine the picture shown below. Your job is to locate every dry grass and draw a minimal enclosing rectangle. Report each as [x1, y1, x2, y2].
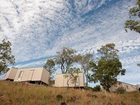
[0, 81, 140, 105]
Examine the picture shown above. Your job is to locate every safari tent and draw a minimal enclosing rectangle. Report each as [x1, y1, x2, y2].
[5, 68, 18, 81]
[54, 73, 85, 87]
[5, 67, 50, 85]
[14, 67, 50, 85]
[110, 81, 138, 92]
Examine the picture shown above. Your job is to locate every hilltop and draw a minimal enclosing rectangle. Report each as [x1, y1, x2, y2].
[0, 81, 140, 105]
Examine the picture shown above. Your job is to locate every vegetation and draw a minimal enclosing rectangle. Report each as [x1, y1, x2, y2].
[74, 53, 93, 86]
[92, 85, 101, 92]
[125, 0, 140, 33]
[0, 81, 140, 105]
[44, 44, 125, 90]
[55, 47, 76, 74]
[125, 0, 140, 67]
[0, 39, 15, 74]
[89, 43, 125, 92]
[44, 47, 93, 86]
[44, 59, 55, 82]
[65, 67, 81, 87]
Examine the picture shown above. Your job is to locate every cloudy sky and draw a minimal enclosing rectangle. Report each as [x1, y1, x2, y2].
[0, 0, 140, 85]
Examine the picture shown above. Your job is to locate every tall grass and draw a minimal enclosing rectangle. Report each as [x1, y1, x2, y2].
[0, 81, 140, 105]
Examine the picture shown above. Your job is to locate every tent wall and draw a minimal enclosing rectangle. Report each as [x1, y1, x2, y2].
[41, 69, 50, 84]
[31, 68, 42, 81]
[5, 68, 18, 80]
[110, 82, 137, 92]
[14, 67, 49, 85]
[55, 73, 85, 87]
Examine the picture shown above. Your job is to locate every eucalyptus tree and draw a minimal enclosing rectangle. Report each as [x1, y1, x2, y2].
[125, 0, 140, 33]
[74, 53, 93, 86]
[0, 39, 15, 74]
[65, 67, 81, 87]
[55, 47, 76, 74]
[44, 59, 55, 82]
[90, 43, 126, 92]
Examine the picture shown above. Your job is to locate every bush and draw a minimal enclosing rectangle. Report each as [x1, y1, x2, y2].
[116, 87, 126, 94]
[85, 85, 101, 91]
[85, 86, 93, 90]
[56, 94, 63, 102]
[93, 85, 101, 91]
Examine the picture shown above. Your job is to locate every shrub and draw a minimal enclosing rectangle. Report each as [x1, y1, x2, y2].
[116, 87, 126, 94]
[85, 85, 101, 91]
[56, 94, 63, 102]
[93, 85, 101, 91]
[85, 86, 93, 90]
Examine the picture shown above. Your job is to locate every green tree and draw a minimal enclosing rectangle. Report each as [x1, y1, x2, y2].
[74, 53, 93, 86]
[55, 47, 76, 74]
[0, 39, 15, 74]
[125, 0, 140, 33]
[90, 43, 125, 92]
[65, 67, 81, 87]
[125, 0, 140, 72]
[44, 59, 55, 81]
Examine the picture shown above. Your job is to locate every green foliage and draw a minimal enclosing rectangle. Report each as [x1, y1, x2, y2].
[44, 47, 82, 86]
[65, 67, 81, 87]
[85, 85, 101, 92]
[137, 0, 140, 6]
[56, 94, 63, 102]
[0, 39, 15, 74]
[44, 47, 94, 87]
[97, 43, 118, 60]
[44, 59, 55, 81]
[74, 53, 93, 86]
[125, 20, 140, 33]
[55, 47, 76, 73]
[90, 43, 125, 91]
[93, 85, 101, 91]
[125, 0, 140, 33]
[129, 7, 139, 16]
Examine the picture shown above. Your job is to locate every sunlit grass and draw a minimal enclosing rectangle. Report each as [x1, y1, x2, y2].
[0, 81, 140, 105]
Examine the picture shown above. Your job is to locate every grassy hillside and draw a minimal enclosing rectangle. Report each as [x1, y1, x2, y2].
[0, 81, 140, 105]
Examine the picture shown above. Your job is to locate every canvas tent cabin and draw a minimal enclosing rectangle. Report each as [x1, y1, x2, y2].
[54, 73, 85, 87]
[110, 81, 138, 92]
[14, 67, 50, 85]
[5, 68, 18, 81]
[136, 84, 140, 92]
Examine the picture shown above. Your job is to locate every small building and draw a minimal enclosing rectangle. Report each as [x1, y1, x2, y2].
[5, 67, 50, 85]
[5, 68, 18, 81]
[110, 81, 138, 92]
[136, 84, 140, 92]
[54, 73, 85, 87]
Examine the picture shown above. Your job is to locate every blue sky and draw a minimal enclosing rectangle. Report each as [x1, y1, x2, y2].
[0, 0, 140, 85]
